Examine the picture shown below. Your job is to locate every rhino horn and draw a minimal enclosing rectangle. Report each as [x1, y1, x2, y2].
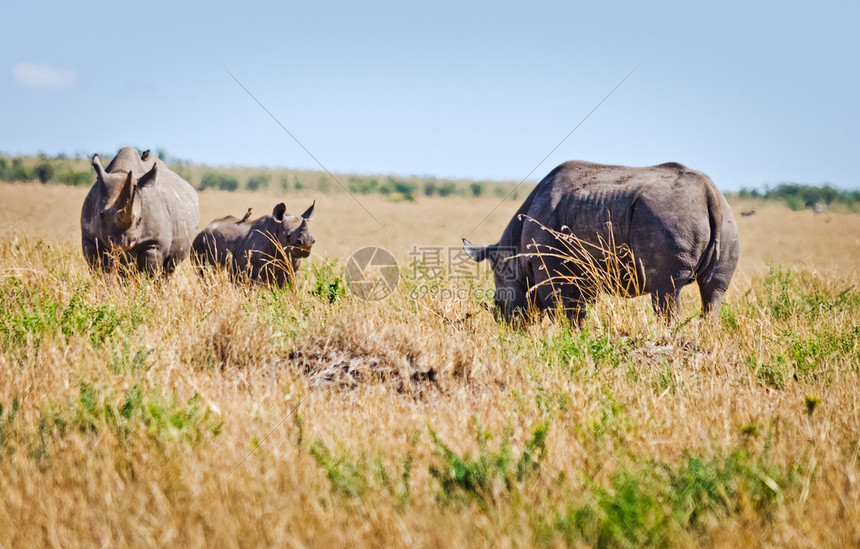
[91, 154, 108, 181]
[301, 201, 316, 220]
[462, 238, 491, 262]
[115, 171, 136, 227]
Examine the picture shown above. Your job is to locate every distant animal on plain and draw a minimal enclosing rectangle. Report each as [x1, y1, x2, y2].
[80, 147, 200, 275]
[192, 201, 316, 286]
[741, 209, 756, 217]
[462, 160, 740, 325]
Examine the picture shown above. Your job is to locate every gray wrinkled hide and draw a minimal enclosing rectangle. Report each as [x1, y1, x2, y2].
[192, 202, 315, 286]
[80, 147, 200, 275]
[463, 161, 740, 324]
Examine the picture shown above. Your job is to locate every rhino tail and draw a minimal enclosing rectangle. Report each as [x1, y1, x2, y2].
[696, 177, 723, 284]
[462, 238, 494, 262]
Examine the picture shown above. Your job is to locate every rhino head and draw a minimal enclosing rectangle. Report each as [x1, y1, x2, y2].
[271, 201, 316, 258]
[462, 238, 529, 320]
[92, 154, 156, 253]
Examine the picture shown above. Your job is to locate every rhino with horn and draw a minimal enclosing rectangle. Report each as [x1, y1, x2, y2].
[462, 160, 740, 326]
[80, 147, 200, 275]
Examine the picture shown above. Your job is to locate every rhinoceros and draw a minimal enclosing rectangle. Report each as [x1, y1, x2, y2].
[80, 147, 200, 275]
[462, 161, 739, 324]
[192, 201, 316, 286]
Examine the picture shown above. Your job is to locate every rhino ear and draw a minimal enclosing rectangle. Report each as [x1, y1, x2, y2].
[273, 202, 287, 221]
[463, 239, 491, 262]
[137, 164, 157, 188]
[301, 201, 315, 221]
[92, 154, 108, 181]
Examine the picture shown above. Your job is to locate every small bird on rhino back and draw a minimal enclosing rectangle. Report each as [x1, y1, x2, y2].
[192, 201, 316, 286]
[80, 147, 200, 275]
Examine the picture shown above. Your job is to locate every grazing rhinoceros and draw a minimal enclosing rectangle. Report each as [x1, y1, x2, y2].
[80, 147, 200, 275]
[462, 161, 739, 325]
[192, 201, 316, 286]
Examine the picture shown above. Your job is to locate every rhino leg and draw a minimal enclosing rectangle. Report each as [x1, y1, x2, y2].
[697, 274, 731, 319]
[650, 285, 682, 320]
[163, 255, 180, 274]
[83, 237, 114, 272]
[532, 275, 590, 327]
[136, 245, 166, 276]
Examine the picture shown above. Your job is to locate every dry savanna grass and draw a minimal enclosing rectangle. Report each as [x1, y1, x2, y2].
[1, 182, 859, 547]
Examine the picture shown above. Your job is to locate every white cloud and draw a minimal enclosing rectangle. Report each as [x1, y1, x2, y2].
[13, 63, 76, 89]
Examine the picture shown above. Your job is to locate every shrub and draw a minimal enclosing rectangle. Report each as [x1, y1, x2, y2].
[200, 172, 239, 192]
[58, 169, 91, 187]
[380, 178, 417, 201]
[470, 182, 485, 197]
[247, 174, 270, 191]
[34, 163, 54, 183]
[436, 182, 457, 197]
[7, 159, 33, 182]
[349, 177, 379, 195]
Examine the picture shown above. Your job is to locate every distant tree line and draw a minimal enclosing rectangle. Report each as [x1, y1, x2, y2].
[738, 183, 860, 211]
[0, 156, 93, 186]
[0, 152, 524, 201]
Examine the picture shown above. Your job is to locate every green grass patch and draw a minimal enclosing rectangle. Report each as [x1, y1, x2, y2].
[0, 383, 221, 463]
[428, 419, 550, 509]
[541, 329, 624, 373]
[305, 437, 415, 507]
[309, 261, 347, 304]
[0, 279, 149, 357]
[546, 447, 794, 547]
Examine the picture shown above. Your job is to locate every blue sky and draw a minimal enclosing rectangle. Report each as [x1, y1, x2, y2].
[2, 1, 858, 190]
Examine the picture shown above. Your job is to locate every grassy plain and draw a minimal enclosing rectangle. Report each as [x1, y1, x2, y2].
[1, 182, 859, 547]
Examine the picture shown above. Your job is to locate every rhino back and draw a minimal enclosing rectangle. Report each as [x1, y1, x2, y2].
[525, 162, 715, 238]
[194, 216, 253, 268]
[518, 162, 721, 284]
[516, 162, 665, 248]
[238, 217, 280, 270]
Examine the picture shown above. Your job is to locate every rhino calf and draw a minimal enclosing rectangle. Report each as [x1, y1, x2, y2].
[463, 160, 740, 325]
[192, 202, 316, 286]
[80, 147, 200, 275]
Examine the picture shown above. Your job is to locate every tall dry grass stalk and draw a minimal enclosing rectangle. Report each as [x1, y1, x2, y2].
[514, 215, 642, 322]
[0, 182, 858, 547]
